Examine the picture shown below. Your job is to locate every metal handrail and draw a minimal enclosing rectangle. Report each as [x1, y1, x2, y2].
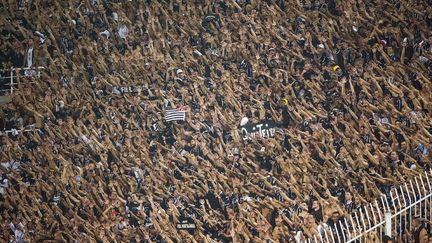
[347, 191, 432, 242]
[0, 66, 45, 72]
[0, 66, 45, 94]
[306, 171, 432, 243]
[0, 127, 40, 136]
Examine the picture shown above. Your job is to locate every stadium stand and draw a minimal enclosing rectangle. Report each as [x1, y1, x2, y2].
[0, 0, 431, 242]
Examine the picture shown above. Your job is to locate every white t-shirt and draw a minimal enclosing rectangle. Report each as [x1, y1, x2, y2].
[118, 25, 129, 39]
[9, 222, 25, 241]
[26, 47, 33, 68]
[1, 160, 20, 171]
[0, 177, 8, 194]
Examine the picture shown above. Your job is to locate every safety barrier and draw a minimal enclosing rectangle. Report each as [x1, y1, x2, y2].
[305, 170, 432, 243]
[0, 125, 40, 136]
[0, 66, 44, 95]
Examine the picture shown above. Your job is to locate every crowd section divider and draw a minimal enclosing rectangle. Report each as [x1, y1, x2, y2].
[305, 170, 432, 243]
[0, 66, 44, 95]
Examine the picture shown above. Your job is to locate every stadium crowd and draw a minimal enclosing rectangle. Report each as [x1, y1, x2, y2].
[0, 0, 431, 242]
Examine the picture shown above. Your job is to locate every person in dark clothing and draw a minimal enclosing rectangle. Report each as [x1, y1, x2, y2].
[309, 200, 323, 223]
[412, 217, 428, 243]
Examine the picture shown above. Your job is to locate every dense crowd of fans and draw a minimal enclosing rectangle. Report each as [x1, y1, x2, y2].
[0, 0, 431, 242]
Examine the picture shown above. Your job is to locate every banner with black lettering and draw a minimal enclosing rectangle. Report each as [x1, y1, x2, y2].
[240, 119, 278, 140]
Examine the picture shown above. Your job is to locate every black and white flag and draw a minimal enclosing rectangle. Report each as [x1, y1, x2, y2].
[164, 107, 186, 122]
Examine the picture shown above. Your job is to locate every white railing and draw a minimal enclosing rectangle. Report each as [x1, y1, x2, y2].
[0, 125, 40, 136]
[305, 170, 432, 243]
[0, 66, 44, 95]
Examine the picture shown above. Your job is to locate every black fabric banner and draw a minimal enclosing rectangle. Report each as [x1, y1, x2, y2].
[240, 120, 278, 140]
[176, 217, 196, 231]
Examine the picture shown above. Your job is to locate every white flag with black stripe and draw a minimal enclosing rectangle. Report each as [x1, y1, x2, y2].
[164, 108, 186, 122]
